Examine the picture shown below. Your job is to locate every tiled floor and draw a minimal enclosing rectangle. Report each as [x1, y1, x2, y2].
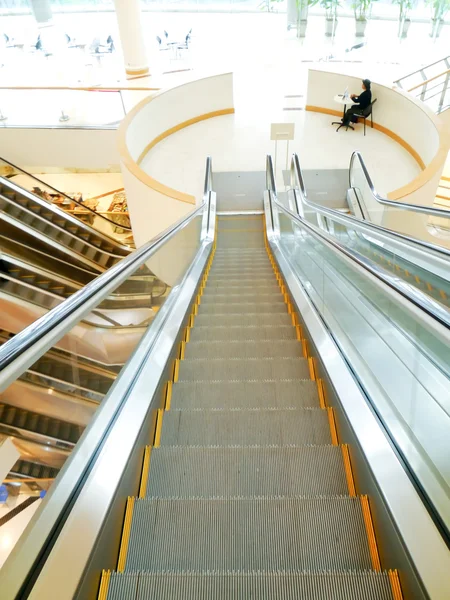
[140, 106, 421, 204]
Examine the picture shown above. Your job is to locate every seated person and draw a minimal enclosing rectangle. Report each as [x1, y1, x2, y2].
[342, 79, 372, 126]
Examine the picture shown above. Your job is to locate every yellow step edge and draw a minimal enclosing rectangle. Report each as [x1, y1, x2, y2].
[154, 409, 164, 447]
[440, 289, 447, 300]
[317, 378, 326, 409]
[117, 497, 135, 572]
[361, 495, 382, 572]
[139, 446, 152, 499]
[295, 325, 303, 342]
[173, 359, 180, 383]
[291, 313, 299, 327]
[426, 282, 433, 291]
[327, 407, 339, 446]
[388, 570, 404, 600]
[308, 357, 316, 380]
[185, 327, 191, 342]
[165, 380, 173, 410]
[189, 314, 195, 327]
[179, 341, 186, 360]
[97, 570, 111, 600]
[302, 338, 308, 359]
[341, 444, 356, 497]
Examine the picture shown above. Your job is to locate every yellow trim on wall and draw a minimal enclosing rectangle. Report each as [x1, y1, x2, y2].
[117, 73, 234, 206]
[305, 104, 425, 169]
[136, 108, 235, 166]
[305, 104, 450, 203]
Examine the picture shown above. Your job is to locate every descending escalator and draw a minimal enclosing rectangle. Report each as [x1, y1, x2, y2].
[291, 153, 450, 310]
[1, 159, 449, 599]
[99, 215, 402, 599]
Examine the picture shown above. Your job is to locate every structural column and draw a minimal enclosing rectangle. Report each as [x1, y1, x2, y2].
[30, 0, 53, 26]
[113, 0, 149, 78]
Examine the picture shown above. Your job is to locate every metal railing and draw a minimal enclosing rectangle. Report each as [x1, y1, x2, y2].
[349, 151, 450, 219]
[267, 154, 450, 331]
[394, 56, 450, 114]
[0, 157, 216, 600]
[0, 155, 132, 236]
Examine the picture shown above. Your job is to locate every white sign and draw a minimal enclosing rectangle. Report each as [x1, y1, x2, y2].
[270, 122, 295, 141]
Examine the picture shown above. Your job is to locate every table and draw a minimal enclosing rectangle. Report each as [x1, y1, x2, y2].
[332, 94, 356, 131]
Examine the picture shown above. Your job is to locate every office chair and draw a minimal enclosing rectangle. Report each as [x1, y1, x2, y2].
[354, 98, 377, 136]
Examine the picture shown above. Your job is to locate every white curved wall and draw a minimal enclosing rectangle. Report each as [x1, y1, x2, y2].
[118, 73, 234, 285]
[306, 68, 449, 245]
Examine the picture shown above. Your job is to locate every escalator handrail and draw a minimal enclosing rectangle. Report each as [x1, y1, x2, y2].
[0, 176, 131, 257]
[349, 150, 450, 219]
[0, 194, 208, 379]
[0, 162, 216, 600]
[290, 153, 450, 262]
[266, 155, 450, 335]
[0, 155, 132, 237]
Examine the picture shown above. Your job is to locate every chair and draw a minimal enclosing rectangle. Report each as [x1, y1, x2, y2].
[354, 98, 377, 136]
[156, 36, 169, 51]
[177, 34, 191, 52]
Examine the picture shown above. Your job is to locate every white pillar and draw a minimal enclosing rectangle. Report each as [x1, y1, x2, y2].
[30, 0, 53, 26]
[113, 0, 149, 78]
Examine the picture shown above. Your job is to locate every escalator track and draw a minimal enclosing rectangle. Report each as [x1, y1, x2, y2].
[98, 215, 403, 599]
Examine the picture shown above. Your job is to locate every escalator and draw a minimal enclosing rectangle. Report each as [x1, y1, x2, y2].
[0, 156, 133, 272]
[101, 215, 400, 598]
[0, 158, 449, 600]
[290, 153, 450, 310]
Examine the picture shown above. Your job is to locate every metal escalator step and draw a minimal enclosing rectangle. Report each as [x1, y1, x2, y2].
[213, 257, 269, 265]
[171, 379, 319, 409]
[107, 571, 395, 600]
[184, 340, 302, 359]
[160, 408, 330, 446]
[126, 497, 372, 571]
[178, 357, 309, 381]
[203, 281, 280, 292]
[194, 313, 293, 327]
[218, 218, 264, 230]
[189, 325, 296, 342]
[207, 270, 276, 283]
[198, 302, 287, 315]
[200, 292, 284, 304]
[214, 250, 267, 257]
[216, 240, 265, 249]
[146, 446, 348, 498]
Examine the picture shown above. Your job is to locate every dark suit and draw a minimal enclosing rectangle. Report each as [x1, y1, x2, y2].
[344, 90, 372, 125]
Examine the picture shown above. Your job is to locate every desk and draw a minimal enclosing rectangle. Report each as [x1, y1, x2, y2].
[332, 94, 356, 131]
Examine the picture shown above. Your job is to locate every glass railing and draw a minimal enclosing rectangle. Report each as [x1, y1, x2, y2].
[0, 157, 214, 573]
[267, 156, 450, 535]
[289, 153, 450, 310]
[349, 151, 450, 242]
[0, 156, 134, 245]
[394, 56, 450, 114]
[0, 87, 154, 128]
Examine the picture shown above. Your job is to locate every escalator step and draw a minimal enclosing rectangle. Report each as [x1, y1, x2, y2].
[212, 257, 269, 266]
[217, 218, 264, 230]
[125, 497, 372, 571]
[184, 340, 302, 359]
[160, 408, 330, 446]
[200, 292, 283, 304]
[189, 324, 296, 342]
[198, 302, 287, 315]
[203, 281, 280, 292]
[178, 357, 309, 381]
[168, 379, 319, 409]
[209, 265, 273, 274]
[146, 446, 348, 498]
[194, 313, 292, 327]
[207, 273, 273, 282]
[107, 571, 395, 600]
